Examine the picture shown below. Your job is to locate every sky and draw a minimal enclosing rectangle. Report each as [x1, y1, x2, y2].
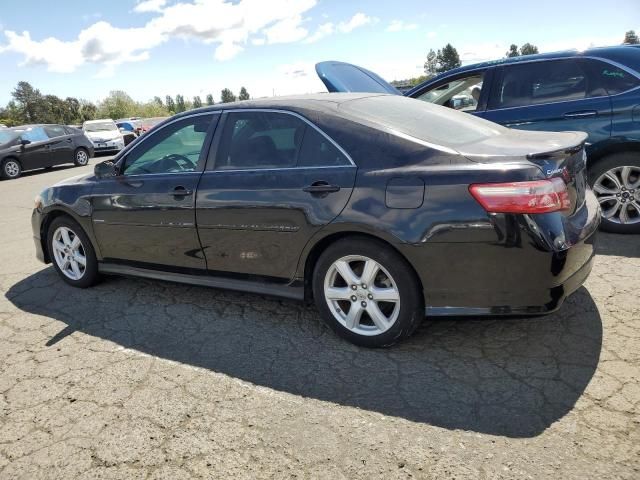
[0, 0, 638, 105]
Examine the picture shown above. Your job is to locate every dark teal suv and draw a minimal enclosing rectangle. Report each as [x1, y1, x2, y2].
[317, 45, 640, 233]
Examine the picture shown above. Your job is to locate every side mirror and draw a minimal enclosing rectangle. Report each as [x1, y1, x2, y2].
[20, 138, 31, 147]
[94, 160, 117, 179]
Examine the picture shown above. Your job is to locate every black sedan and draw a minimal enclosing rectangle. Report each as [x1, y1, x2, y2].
[31, 94, 600, 347]
[1, 125, 94, 179]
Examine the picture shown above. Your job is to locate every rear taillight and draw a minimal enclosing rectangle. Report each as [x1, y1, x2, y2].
[469, 178, 570, 214]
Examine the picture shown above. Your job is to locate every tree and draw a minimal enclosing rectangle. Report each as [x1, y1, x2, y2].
[238, 87, 250, 101]
[12, 81, 43, 123]
[624, 30, 639, 45]
[98, 90, 136, 119]
[153, 96, 164, 108]
[192, 96, 202, 108]
[220, 88, 236, 103]
[165, 95, 175, 113]
[519, 43, 539, 56]
[506, 44, 519, 58]
[206, 94, 215, 106]
[436, 44, 461, 73]
[175, 94, 186, 113]
[79, 100, 97, 122]
[424, 49, 438, 77]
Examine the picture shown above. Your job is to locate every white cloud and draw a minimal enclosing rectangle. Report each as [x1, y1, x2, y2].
[304, 22, 334, 43]
[386, 20, 418, 33]
[134, 0, 167, 13]
[337, 13, 377, 34]
[427, 31, 437, 39]
[0, 1, 381, 74]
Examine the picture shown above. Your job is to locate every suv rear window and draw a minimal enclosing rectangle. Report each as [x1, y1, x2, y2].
[584, 59, 640, 95]
[339, 95, 503, 149]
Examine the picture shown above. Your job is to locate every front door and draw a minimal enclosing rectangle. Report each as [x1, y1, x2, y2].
[91, 113, 219, 271]
[19, 126, 51, 170]
[196, 110, 357, 280]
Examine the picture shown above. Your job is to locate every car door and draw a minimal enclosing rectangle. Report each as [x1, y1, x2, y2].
[18, 126, 52, 170]
[196, 109, 357, 280]
[90, 112, 219, 271]
[481, 58, 612, 144]
[43, 125, 75, 166]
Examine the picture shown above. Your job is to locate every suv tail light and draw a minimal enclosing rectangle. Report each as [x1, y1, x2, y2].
[469, 178, 571, 214]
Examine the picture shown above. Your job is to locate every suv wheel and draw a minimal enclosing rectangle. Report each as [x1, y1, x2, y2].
[312, 237, 423, 347]
[589, 153, 640, 234]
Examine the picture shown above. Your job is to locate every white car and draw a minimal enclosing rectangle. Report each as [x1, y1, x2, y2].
[82, 119, 125, 153]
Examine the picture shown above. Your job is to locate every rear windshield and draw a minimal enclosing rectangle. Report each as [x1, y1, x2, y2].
[339, 95, 504, 148]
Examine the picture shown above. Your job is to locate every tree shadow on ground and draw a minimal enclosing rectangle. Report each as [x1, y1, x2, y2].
[6, 268, 602, 438]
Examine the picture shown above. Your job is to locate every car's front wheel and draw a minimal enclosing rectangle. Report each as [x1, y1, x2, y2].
[47, 216, 99, 287]
[590, 153, 640, 234]
[312, 237, 423, 347]
[1, 158, 22, 179]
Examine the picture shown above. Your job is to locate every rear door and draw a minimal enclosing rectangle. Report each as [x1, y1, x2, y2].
[482, 58, 612, 144]
[43, 125, 74, 165]
[196, 109, 357, 280]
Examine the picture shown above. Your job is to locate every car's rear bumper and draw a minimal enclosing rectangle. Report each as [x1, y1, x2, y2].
[401, 189, 601, 316]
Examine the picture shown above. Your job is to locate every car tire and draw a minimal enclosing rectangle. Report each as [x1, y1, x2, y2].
[312, 237, 423, 348]
[74, 148, 90, 167]
[588, 152, 640, 234]
[47, 216, 100, 288]
[1, 158, 22, 179]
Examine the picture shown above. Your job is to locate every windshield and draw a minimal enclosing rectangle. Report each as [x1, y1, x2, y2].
[340, 95, 504, 148]
[84, 121, 117, 132]
[0, 130, 19, 144]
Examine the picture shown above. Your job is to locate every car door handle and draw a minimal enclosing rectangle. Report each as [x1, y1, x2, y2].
[66, 138, 73, 143]
[563, 110, 597, 118]
[170, 186, 193, 196]
[303, 181, 341, 194]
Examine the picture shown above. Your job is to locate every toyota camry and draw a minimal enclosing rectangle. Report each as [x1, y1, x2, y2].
[32, 93, 600, 347]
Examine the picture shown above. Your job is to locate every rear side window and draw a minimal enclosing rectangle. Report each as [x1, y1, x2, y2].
[584, 59, 640, 95]
[298, 127, 349, 167]
[44, 125, 67, 138]
[491, 59, 587, 109]
[215, 112, 306, 170]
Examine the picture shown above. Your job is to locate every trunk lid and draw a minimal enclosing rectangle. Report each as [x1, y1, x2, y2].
[315, 61, 402, 95]
[459, 129, 589, 215]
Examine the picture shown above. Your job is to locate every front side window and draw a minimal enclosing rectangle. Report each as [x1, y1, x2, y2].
[21, 127, 48, 143]
[215, 112, 306, 170]
[44, 125, 67, 138]
[416, 73, 484, 111]
[123, 114, 215, 175]
[490, 59, 587, 109]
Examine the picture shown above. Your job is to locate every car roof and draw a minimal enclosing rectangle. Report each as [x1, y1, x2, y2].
[418, 45, 640, 82]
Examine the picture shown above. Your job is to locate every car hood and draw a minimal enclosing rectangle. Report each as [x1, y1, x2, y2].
[52, 172, 95, 187]
[316, 61, 402, 95]
[84, 130, 121, 141]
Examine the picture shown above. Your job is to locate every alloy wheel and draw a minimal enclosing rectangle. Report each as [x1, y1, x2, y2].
[593, 165, 640, 225]
[51, 226, 87, 280]
[4, 160, 20, 177]
[323, 255, 401, 336]
[76, 150, 89, 165]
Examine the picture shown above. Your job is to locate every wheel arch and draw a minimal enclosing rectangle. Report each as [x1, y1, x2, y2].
[39, 207, 99, 263]
[587, 140, 640, 170]
[300, 230, 424, 303]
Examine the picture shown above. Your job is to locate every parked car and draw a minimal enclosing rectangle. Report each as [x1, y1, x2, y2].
[32, 95, 599, 347]
[0, 124, 7, 128]
[1, 124, 94, 179]
[82, 119, 125, 154]
[317, 45, 640, 233]
[138, 117, 168, 135]
[115, 119, 140, 146]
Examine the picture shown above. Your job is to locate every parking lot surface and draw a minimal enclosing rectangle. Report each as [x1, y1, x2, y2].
[0, 160, 639, 479]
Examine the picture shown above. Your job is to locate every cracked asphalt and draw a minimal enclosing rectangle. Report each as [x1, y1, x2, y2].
[1, 161, 639, 479]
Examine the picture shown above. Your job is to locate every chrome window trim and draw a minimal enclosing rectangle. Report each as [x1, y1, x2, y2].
[201, 165, 355, 175]
[114, 111, 219, 176]
[215, 107, 356, 168]
[486, 55, 640, 113]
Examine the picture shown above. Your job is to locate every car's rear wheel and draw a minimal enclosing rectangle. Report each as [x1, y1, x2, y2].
[1, 158, 22, 179]
[47, 216, 99, 288]
[312, 237, 423, 347]
[589, 153, 640, 234]
[74, 148, 89, 167]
